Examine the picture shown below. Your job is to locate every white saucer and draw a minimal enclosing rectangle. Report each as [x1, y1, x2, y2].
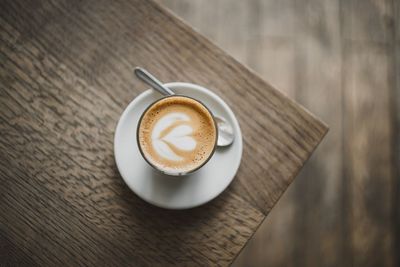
[114, 82, 243, 209]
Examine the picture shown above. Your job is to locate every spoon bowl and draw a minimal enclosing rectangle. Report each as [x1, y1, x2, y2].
[215, 116, 234, 146]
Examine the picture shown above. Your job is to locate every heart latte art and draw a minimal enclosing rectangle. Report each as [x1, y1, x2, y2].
[152, 113, 196, 161]
[138, 96, 217, 174]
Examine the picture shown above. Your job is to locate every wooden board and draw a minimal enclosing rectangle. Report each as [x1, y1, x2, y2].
[342, 0, 396, 266]
[0, 0, 327, 265]
[161, 0, 399, 266]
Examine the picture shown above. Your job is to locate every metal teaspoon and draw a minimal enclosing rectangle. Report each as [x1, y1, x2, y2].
[134, 67, 234, 147]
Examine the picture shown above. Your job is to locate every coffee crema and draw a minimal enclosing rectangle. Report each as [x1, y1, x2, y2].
[138, 96, 217, 174]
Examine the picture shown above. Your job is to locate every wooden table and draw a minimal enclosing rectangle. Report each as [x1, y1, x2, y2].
[0, 0, 327, 265]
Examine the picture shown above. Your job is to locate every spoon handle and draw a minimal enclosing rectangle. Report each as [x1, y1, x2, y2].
[134, 67, 175, 96]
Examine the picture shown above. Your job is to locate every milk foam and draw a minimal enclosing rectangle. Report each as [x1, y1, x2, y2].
[151, 112, 197, 161]
[138, 96, 217, 174]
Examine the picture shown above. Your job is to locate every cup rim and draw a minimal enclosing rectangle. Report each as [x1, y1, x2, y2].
[136, 94, 218, 176]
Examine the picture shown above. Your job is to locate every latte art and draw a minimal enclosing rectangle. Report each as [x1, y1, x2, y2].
[138, 96, 217, 174]
[152, 113, 196, 161]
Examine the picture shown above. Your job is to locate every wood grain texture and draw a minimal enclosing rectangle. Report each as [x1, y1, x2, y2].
[342, 0, 396, 266]
[161, 0, 399, 266]
[0, 0, 327, 265]
[290, 1, 344, 266]
[395, 1, 400, 265]
[0, 232, 37, 267]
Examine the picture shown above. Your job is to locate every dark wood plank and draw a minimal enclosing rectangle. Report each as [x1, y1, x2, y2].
[342, 0, 396, 266]
[0, 0, 327, 265]
[343, 45, 396, 267]
[395, 1, 400, 266]
[0, 232, 37, 267]
[290, 0, 344, 266]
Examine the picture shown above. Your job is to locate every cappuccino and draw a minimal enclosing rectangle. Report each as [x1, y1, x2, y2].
[138, 96, 217, 174]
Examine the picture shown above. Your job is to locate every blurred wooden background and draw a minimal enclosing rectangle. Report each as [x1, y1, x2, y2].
[160, 0, 399, 266]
